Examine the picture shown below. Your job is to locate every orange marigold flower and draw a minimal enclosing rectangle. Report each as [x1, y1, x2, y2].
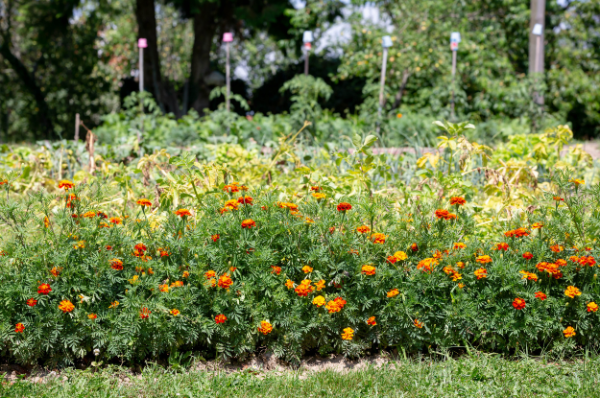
[454, 242, 466, 250]
[413, 319, 424, 329]
[519, 271, 538, 282]
[170, 309, 181, 316]
[387, 255, 398, 264]
[241, 219, 256, 229]
[311, 186, 321, 191]
[579, 256, 596, 266]
[564, 286, 582, 299]
[205, 270, 216, 279]
[237, 196, 253, 205]
[211, 234, 220, 242]
[88, 313, 97, 320]
[505, 228, 530, 238]
[512, 298, 526, 310]
[367, 316, 377, 326]
[550, 244, 564, 253]
[223, 184, 240, 193]
[411, 243, 418, 252]
[110, 259, 123, 271]
[314, 279, 326, 291]
[387, 288, 400, 298]
[393, 251, 408, 261]
[458, 283, 465, 289]
[341, 327, 354, 340]
[456, 261, 465, 269]
[523, 252, 533, 260]
[494, 242, 509, 251]
[58, 180, 74, 190]
[109, 217, 122, 225]
[450, 196, 466, 206]
[82, 211, 96, 218]
[361, 265, 376, 276]
[417, 258, 437, 273]
[277, 202, 299, 212]
[171, 280, 184, 288]
[336, 202, 352, 212]
[136, 198, 152, 207]
[44, 216, 50, 228]
[587, 302, 598, 312]
[0, 179, 7, 185]
[159, 284, 169, 293]
[474, 268, 487, 280]
[535, 291, 547, 301]
[257, 320, 273, 335]
[218, 274, 233, 289]
[555, 259, 567, 267]
[356, 225, 371, 234]
[50, 266, 62, 277]
[27, 298, 37, 307]
[109, 301, 119, 308]
[58, 300, 75, 313]
[302, 265, 313, 273]
[370, 233, 386, 244]
[313, 295, 326, 307]
[569, 255, 580, 263]
[15, 323, 25, 333]
[553, 196, 564, 202]
[285, 279, 295, 289]
[174, 209, 192, 217]
[476, 255, 492, 264]
[139, 307, 151, 319]
[326, 297, 347, 313]
[134, 243, 147, 252]
[435, 209, 449, 219]
[563, 326, 576, 338]
[295, 280, 314, 297]
[38, 283, 52, 295]
[532, 222, 543, 229]
[215, 314, 227, 324]
[271, 266, 281, 275]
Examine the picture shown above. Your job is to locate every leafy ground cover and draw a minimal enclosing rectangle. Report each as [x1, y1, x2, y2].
[3, 355, 600, 397]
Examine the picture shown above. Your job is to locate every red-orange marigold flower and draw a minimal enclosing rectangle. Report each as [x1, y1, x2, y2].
[223, 184, 240, 193]
[257, 320, 273, 335]
[361, 265, 376, 276]
[110, 258, 123, 270]
[512, 298, 526, 310]
[38, 283, 52, 295]
[58, 180, 74, 190]
[414, 319, 424, 329]
[563, 326, 576, 338]
[535, 291, 547, 301]
[139, 307, 151, 319]
[523, 252, 533, 260]
[356, 225, 371, 234]
[476, 255, 492, 264]
[26, 298, 37, 307]
[136, 198, 152, 207]
[58, 300, 75, 313]
[215, 314, 227, 324]
[336, 202, 352, 212]
[550, 244, 564, 253]
[587, 302, 598, 312]
[237, 196, 253, 205]
[474, 268, 487, 279]
[174, 209, 192, 217]
[15, 323, 25, 333]
[449, 197, 466, 206]
[218, 274, 233, 289]
[370, 233, 386, 244]
[366, 316, 377, 326]
[411, 243, 418, 252]
[494, 242, 509, 251]
[271, 266, 281, 275]
[579, 256, 596, 266]
[241, 219, 256, 229]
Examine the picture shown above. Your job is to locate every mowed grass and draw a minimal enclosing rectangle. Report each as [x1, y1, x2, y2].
[2, 354, 600, 398]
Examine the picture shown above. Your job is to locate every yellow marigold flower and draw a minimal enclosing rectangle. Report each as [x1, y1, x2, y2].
[587, 302, 598, 312]
[312, 192, 326, 200]
[564, 286, 581, 299]
[58, 300, 75, 313]
[563, 326, 576, 338]
[285, 279, 295, 289]
[257, 320, 273, 335]
[393, 251, 407, 261]
[170, 309, 180, 316]
[476, 255, 492, 264]
[532, 222, 543, 229]
[302, 265, 313, 273]
[569, 178, 584, 185]
[361, 265, 376, 276]
[387, 288, 400, 298]
[313, 295, 326, 307]
[315, 279, 326, 291]
[341, 327, 354, 340]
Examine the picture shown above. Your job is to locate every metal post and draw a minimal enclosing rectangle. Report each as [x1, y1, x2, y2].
[74, 113, 80, 141]
[529, 0, 546, 105]
[226, 42, 230, 112]
[139, 47, 144, 92]
[302, 31, 313, 76]
[378, 47, 389, 119]
[451, 50, 457, 120]
[304, 46, 309, 76]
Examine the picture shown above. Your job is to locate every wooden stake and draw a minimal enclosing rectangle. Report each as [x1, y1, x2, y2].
[225, 42, 231, 112]
[74, 113, 80, 141]
[451, 50, 457, 120]
[85, 130, 97, 174]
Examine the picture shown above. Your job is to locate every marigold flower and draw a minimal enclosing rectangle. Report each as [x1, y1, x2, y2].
[474, 268, 487, 280]
[109, 301, 119, 308]
[182, 271, 190, 278]
[315, 280, 326, 291]
[58, 180, 74, 190]
[550, 244, 564, 253]
[311, 186, 321, 191]
[413, 319, 424, 329]
[59, 300, 74, 313]
[555, 259, 567, 267]
[205, 270, 216, 279]
[579, 256, 596, 266]
[341, 327, 354, 340]
[512, 298, 526, 310]
[136, 198, 152, 207]
[241, 219, 256, 229]
[336, 202, 352, 212]
[456, 261, 465, 269]
[326, 297, 347, 313]
[159, 284, 169, 293]
[88, 313, 97, 320]
[171, 280, 184, 288]
[271, 266, 282, 275]
[370, 233, 387, 244]
[218, 274, 233, 289]
[476, 255, 492, 264]
[532, 222, 543, 229]
[587, 302, 598, 312]
[387, 288, 400, 298]
[237, 196, 253, 205]
[295, 280, 314, 296]
[366, 316, 377, 326]
[563, 326, 576, 338]
[361, 265, 376, 276]
[391, 251, 407, 262]
[535, 291, 547, 301]
[494, 242, 509, 251]
[302, 265, 313, 273]
[223, 184, 240, 193]
[139, 307, 151, 319]
[312, 192, 327, 200]
[277, 202, 299, 212]
[564, 286, 581, 299]
[285, 279, 295, 289]
[0, 179, 7, 185]
[109, 217, 122, 225]
[504, 228, 530, 238]
[417, 258, 437, 273]
[569, 178, 584, 185]
[519, 271, 538, 282]
[27, 298, 38, 307]
[15, 323, 25, 333]
[44, 216, 50, 228]
[211, 234, 220, 242]
[569, 255, 580, 263]
[215, 314, 227, 324]
[257, 320, 273, 335]
[175, 209, 192, 217]
[387, 255, 398, 264]
[356, 225, 371, 234]
[453, 242, 466, 250]
[553, 196, 564, 202]
[450, 196, 466, 206]
[50, 267, 62, 277]
[170, 309, 181, 316]
[523, 252, 533, 260]
[313, 295, 326, 307]
[38, 283, 52, 295]
[435, 209, 449, 219]
[110, 259, 123, 271]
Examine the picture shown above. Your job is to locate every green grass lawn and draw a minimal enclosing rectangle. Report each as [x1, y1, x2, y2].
[2, 354, 600, 397]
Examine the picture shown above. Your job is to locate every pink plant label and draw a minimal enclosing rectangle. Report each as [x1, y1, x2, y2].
[223, 33, 233, 42]
[138, 38, 148, 48]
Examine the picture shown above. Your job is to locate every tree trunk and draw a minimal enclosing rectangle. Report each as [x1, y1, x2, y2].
[135, 0, 165, 112]
[391, 69, 411, 110]
[190, 3, 218, 115]
[0, 42, 54, 138]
